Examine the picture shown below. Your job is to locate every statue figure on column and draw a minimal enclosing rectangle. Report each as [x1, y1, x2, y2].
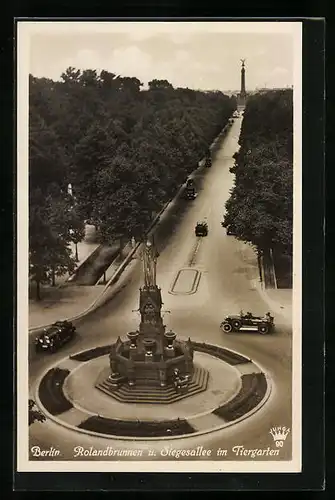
[142, 239, 159, 288]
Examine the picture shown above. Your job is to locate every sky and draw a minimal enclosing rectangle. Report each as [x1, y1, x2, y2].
[25, 22, 300, 92]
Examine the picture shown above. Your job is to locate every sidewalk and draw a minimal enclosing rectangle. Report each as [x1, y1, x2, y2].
[29, 224, 101, 329]
[69, 224, 100, 271]
[29, 285, 102, 329]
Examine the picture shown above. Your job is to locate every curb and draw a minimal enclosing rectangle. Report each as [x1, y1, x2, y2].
[28, 124, 231, 334]
[34, 345, 272, 442]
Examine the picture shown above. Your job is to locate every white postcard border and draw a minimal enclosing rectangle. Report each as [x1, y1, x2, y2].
[17, 20, 302, 473]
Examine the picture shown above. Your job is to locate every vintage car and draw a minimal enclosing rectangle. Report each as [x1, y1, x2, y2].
[220, 311, 275, 335]
[205, 157, 212, 168]
[35, 320, 76, 353]
[221, 221, 236, 236]
[195, 221, 208, 237]
[183, 180, 197, 200]
[226, 225, 236, 236]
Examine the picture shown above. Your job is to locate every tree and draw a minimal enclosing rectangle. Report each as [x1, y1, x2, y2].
[99, 70, 116, 87]
[148, 79, 174, 90]
[60, 66, 81, 85]
[30, 67, 235, 263]
[71, 119, 121, 221]
[29, 190, 77, 299]
[93, 158, 154, 246]
[223, 89, 293, 267]
[79, 69, 98, 87]
[29, 112, 68, 190]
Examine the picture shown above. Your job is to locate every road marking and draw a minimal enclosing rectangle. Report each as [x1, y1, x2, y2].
[188, 239, 202, 266]
[169, 268, 202, 295]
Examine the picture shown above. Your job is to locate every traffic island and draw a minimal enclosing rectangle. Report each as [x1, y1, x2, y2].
[35, 344, 271, 441]
[34, 240, 271, 443]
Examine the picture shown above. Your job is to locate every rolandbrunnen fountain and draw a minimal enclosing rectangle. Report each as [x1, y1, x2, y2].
[96, 239, 209, 403]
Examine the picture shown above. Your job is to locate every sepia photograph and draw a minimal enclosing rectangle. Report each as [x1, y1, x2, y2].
[17, 20, 302, 473]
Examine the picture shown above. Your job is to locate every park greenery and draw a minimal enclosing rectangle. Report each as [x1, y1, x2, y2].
[29, 68, 236, 299]
[223, 89, 293, 285]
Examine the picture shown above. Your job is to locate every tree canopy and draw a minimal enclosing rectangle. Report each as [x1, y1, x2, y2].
[223, 89, 293, 257]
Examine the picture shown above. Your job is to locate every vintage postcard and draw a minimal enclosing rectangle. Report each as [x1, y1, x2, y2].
[17, 20, 302, 473]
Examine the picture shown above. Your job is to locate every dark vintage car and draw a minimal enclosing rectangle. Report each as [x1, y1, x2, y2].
[35, 320, 76, 353]
[226, 225, 236, 236]
[221, 222, 236, 235]
[220, 311, 275, 335]
[183, 179, 197, 200]
[195, 221, 208, 237]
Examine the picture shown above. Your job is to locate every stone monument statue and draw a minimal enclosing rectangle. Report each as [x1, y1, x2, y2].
[142, 239, 159, 288]
[238, 59, 247, 107]
[102, 235, 196, 395]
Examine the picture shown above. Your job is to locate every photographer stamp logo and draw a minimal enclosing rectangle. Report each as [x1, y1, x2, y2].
[269, 426, 290, 447]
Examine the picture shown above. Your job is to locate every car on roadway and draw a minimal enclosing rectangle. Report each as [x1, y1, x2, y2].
[35, 320, 76, 353]
[195, 221, 208, 237]
[233, 111, 239, 118]
[205, 157, 212, 168]
[183, 180, 197, 200]
[220, 311, 275, 335]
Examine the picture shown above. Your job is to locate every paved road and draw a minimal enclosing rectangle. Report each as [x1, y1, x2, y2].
[28, 117, 293, 464]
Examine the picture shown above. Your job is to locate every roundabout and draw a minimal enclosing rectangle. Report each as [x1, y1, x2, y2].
[33, 239, 272, 442]
[35, 342, 271, 441]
